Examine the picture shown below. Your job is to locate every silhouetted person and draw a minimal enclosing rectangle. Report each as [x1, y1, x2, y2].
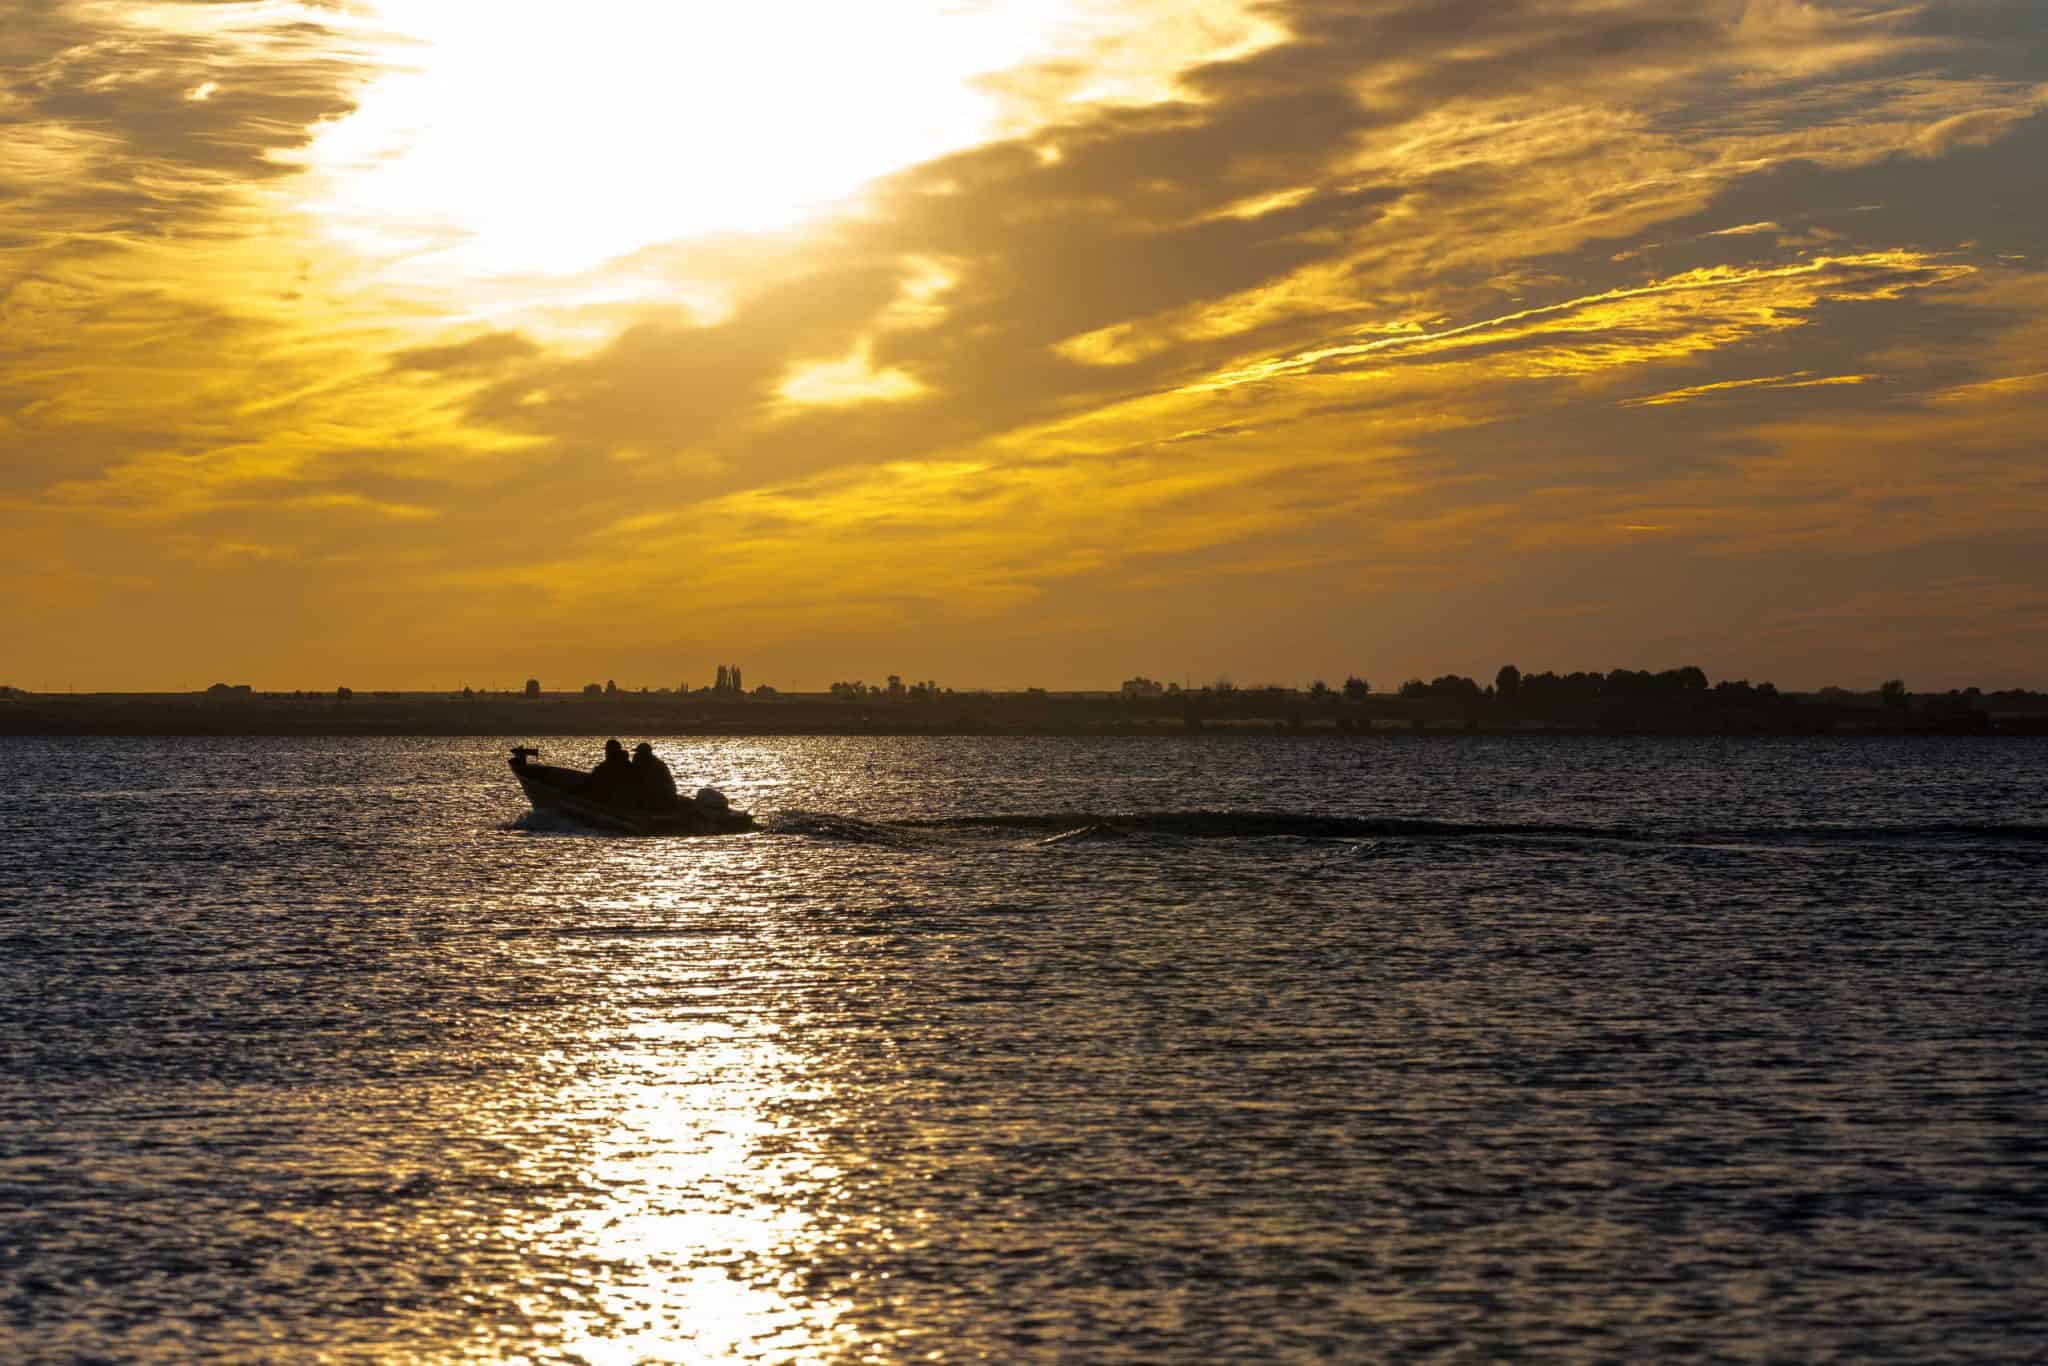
[584, 738, 633, 800]
[631, 742, 677, 808]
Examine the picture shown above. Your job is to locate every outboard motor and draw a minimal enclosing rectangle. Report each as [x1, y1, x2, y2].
[694, 787, 729, 812]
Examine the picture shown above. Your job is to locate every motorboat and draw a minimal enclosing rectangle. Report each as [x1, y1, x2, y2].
[508, 746, 756, 835]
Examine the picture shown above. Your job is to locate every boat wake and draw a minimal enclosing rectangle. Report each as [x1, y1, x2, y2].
[813, 810, 2048, 847]
[514, 805, 2048, 848]
[504, 809, 601, 836]
[756, 811, 936, 846]
[920, 811, 2048, 843]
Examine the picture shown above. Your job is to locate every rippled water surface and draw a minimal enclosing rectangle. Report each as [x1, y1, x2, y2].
[4, 735, 2046, 1361]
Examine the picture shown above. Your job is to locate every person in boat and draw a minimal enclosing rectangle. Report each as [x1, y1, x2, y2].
[583, 738, 635, 800]
[631, 742, 678, 808]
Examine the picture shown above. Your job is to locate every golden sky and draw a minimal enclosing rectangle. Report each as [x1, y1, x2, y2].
[3, 0, 2045, 691]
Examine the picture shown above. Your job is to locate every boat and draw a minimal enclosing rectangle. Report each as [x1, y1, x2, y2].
[508, 746, 756, 835]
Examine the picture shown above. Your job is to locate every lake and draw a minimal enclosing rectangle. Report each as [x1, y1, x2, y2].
[4, 735, 2045, 1360]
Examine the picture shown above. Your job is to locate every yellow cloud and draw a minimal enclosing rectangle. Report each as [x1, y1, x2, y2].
[777, 342, 926, 407]
[1185, 254, 1969, 393]
[1621, 372, 1876, 407]
[1924, 371, 2048, 406]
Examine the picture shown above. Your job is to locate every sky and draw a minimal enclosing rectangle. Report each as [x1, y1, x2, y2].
[3, 0, 2045, 693]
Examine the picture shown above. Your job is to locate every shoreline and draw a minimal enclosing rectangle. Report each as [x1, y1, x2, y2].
[2, 694, 2041, 738]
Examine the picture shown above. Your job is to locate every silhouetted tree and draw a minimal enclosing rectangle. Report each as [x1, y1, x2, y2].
[1495, 664, 1521, 700]
[335, 686, 352, 701]
[1880, 678, 1909, 711]
[524, 678, 540, 698]
[1308, 679, 1331, 701]
[604, 679, 618, 695]
[1343, 676, 1369, 701]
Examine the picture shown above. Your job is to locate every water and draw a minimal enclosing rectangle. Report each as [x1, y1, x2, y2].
[3, 735, 2045, 1361]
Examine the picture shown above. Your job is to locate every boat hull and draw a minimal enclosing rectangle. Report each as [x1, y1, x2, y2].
[510, 756, 755, 835]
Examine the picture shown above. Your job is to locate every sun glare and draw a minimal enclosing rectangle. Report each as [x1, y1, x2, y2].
[290, 1, 1283, 283]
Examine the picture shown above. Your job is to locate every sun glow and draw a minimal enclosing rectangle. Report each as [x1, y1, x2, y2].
[291, 0, 1285, 282]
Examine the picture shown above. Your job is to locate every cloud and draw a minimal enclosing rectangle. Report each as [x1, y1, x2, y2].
[1183, 254, 1967, 392]
[391, 332, 543, 375]
[778, 342, 927, 407]
[1912, 100, 2047, 155]
[1620, 371, 1876, 407]
[4, 0, 2047, 687]
[0, 2, 367, 236]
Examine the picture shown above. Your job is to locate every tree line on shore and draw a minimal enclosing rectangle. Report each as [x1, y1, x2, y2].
[7, 671, 2047, 737]
[6, 672, 2044, 722]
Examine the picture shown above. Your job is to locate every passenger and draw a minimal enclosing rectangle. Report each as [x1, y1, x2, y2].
[632, 742, 678, 807]
[584, 738, 634, 800]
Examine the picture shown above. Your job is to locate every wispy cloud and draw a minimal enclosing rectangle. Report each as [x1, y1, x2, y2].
[1621, 371, 1877, 407]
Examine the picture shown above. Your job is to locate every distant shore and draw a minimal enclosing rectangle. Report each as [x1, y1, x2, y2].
[2, 691, 2042, 738]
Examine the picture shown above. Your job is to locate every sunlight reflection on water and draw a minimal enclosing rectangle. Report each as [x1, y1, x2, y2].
[478, 822, 864, 1362]
[525, 1016, 854, 1364]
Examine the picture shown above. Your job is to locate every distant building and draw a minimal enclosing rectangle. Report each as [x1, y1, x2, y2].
[525, 678, 540, 698]
[205, 683, 253, 698]
[583, 682, 603, 697]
